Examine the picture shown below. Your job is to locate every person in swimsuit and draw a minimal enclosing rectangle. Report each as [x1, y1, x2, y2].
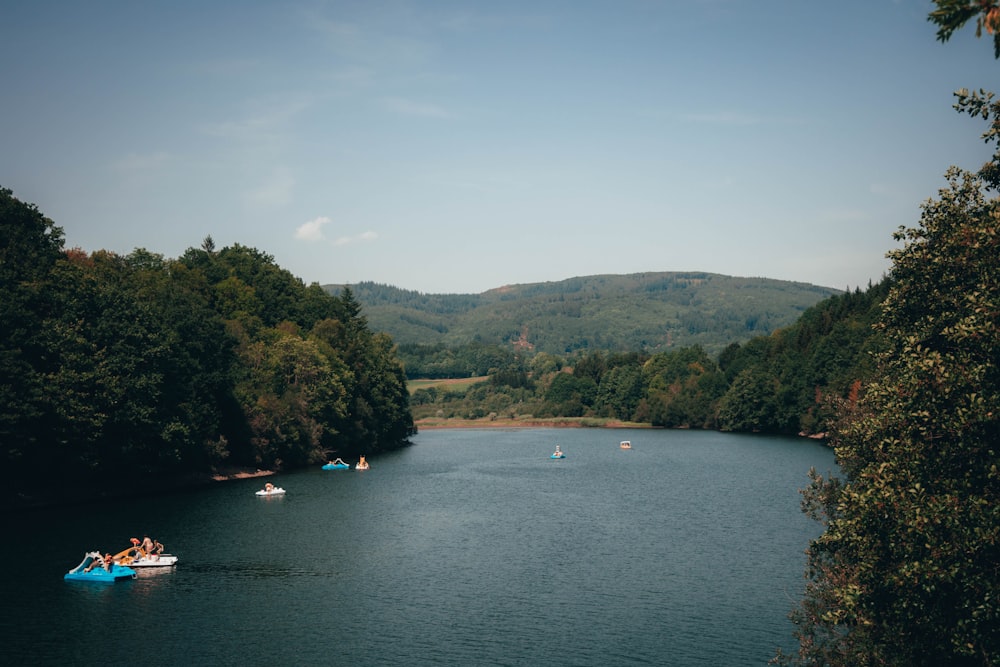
[84, 554, 104, 572]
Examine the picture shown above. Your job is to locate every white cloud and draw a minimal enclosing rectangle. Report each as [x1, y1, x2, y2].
[296, 216, 332, 241]
[296, 220, 377, 246]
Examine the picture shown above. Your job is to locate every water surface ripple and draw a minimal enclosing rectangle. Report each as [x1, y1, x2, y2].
[1, 428, 835, 666]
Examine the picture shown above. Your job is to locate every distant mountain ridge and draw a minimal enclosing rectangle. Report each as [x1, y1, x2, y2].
[323, 272, 840, 356]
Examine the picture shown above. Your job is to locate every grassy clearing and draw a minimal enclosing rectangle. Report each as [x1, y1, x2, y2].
[407, 376, 489, 395]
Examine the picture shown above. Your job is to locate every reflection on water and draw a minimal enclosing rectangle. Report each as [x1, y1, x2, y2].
[3, 428, 835, 666]
[133, 566, 178, 579]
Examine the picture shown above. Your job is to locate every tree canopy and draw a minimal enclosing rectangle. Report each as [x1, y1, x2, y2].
[0, 189, 414, 507]
[778, 165, 1000, 667]
[930, 0, 1000, 58]
[775, 7, 1000, 662]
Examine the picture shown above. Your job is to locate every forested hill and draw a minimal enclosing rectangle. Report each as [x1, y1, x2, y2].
[324, 273, 840, 356]
[1, 186, 414, 508]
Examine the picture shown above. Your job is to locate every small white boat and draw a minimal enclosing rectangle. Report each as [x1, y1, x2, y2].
[132, 554, 177, 567]
[620, 440, 632, 449]
[112, 541, 178, 568]
[115, 551, 179, 567]
[256, 485, 286, 497]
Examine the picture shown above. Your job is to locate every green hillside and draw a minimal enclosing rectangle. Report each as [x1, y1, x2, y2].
[324, 272, 840, 356]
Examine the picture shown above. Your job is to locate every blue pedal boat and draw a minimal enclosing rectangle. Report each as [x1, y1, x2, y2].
[65, 552, 137, 582]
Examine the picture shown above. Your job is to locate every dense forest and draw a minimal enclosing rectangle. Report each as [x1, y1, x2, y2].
[0, 187, 414, 508]
[2, 2, 995, 662]
[770, 3, 1000, 664]
[0, 174, 884, 512]
[1, 179, 856, 514]
[329, 273, 839, 357]
[404, 281, 888, 436]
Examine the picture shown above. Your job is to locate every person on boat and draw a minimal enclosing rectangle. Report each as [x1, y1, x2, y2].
[129, 537, 140, 557]
[141, 535, 154, 554]
[554, 445, 562, 455]
[265, 482, 274, 493]
[103, 553, 114, 571]
[84, 554, 104, 572]
[152, 539, 164, 555]
[358, 456, 367, 467]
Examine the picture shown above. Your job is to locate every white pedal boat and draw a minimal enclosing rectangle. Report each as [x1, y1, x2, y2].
[112, 543, 179, 567]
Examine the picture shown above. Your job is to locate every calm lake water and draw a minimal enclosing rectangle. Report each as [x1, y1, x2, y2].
[1, 428, 836, 666]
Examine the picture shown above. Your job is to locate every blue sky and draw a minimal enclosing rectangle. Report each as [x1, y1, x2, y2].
[2, 1, 996, 294]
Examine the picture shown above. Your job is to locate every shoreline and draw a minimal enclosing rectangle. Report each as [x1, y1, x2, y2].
[413, 418, 829, 443]
[414, 417, 651, 430]
[4, 466, 277, 513]
[6, 423, 826, 511]
[208, 466, 274, 482]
